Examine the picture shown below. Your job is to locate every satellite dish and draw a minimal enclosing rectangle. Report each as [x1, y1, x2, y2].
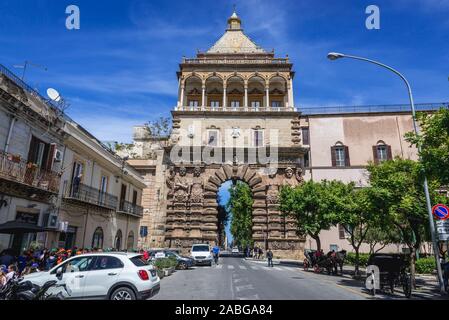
[47, 88, 61, 102]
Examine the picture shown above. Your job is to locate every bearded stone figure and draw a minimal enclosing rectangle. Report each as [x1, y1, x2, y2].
[282, 167, 296, 187]
[174, 166, 190, 203]
[190, 166, 204, 204]
[266, 184, 279, 204]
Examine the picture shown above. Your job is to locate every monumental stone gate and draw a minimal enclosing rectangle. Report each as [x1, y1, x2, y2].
[129, 11, 309, 259]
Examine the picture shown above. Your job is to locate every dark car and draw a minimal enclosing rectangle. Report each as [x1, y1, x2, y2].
[148, 250, 194, 270]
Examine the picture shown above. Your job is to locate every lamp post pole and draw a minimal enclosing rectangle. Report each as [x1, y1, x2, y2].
[327, 52, 445, 293]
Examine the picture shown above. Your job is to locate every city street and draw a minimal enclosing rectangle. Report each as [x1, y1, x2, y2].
[154, 257, 368, 300]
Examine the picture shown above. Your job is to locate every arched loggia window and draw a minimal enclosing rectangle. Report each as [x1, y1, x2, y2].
[92, 227, 104, 249]
[127, 231, 135, 251]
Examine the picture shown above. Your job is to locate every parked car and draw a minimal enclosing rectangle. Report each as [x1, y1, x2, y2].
[190, 244, 213, 266]
[232, 247, 239, 254]
[23, 252, 160, 300]
[147, 250, 194, 270]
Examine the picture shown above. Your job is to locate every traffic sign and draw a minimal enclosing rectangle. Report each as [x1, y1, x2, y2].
[432, 204, 449, 220]
[436, 220, 449, 241]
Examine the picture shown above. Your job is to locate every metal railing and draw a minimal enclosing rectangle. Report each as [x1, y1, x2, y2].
[300, 102, 449, 115]
[0, 64, 62, 113]
[0, 151, 60, 193]
[175, 105, 297, 112]
[64, 181, 118, 210]
[118, 200, 144, 217]
[182, 57, 290, 65]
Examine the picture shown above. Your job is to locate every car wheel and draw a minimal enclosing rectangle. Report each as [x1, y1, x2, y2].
[209, 262, 212, 267]
[110, 287, 136, 301]
[179, 262, 187, 270]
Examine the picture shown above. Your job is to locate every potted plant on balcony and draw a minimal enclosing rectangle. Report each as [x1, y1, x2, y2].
[24, 162, 38, 185]
[8, 153, 21, 163]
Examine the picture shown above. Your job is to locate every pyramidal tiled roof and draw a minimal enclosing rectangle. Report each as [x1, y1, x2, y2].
[207, 11, 266, 54]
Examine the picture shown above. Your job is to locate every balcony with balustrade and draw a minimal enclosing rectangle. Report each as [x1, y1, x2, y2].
[0, 151, 61, 197]
[117, 199, 144, 218]
[63, 180, 118, 210]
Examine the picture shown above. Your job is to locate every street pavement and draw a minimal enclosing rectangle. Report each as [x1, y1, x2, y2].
[153, 257, 368, 300]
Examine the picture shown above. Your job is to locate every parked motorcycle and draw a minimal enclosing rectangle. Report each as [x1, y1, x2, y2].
[0, 278, 71, 300]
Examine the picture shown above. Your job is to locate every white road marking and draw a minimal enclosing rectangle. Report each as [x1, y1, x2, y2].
[228, 265, 235, 269]
[239, 265, 247, 270]
[238, 294, 260, 300]
[235, 284, 254, 292]
[250, 266, 259, 270]
[215, 264, 223, 269]
[273, 267, 282, 271]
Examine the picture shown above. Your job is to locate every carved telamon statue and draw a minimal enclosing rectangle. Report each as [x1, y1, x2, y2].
[266, 184, 279, 204]
[166, 165, 176, 196]
[190, 166, 204, 204]
[281, 167, 303, 187]
[174, 166, 190, 203]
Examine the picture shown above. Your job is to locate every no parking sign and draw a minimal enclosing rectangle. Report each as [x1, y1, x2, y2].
[432, 204, 449, 221]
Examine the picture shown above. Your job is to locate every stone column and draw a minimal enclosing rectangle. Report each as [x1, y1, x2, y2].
[202, 83, 206, 111]
[223, 85, 227, 111]
[179, 81, 185, 111]
[265, 85, 270, 110]
[288, 77, 294, 110]
[244, 81, 248, 111]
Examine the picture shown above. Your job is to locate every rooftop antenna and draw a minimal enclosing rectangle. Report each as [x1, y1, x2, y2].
[13, 61, 47, 81]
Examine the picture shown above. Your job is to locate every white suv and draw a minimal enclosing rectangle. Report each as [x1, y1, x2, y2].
[190, 244, 213, 266]
[23, 252, 160, 300]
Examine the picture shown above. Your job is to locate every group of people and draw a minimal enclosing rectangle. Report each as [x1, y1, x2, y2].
[244, 246, 274, 267]
[0, 247, 106, 290]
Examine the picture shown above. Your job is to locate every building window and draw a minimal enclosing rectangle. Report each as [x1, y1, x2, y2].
[271, 101, 281, 110]
[302, 127, 310, 145]
[120, 184, 127, 211]
[92, 227, 104, 249]
[132, 190, 138, 206]
[27, 136, 52, 170]
[251, 101, 260, 111]
[331, 143, 350, 167]
[127, 231, 135, 251]
[230, 101, 240, 111]
[207, 130, 219, 147]
[338, 225, 346, 239]
[189, 100, 199, 110]
[253, 130, 264, 147]
[373, 142, 392, 164]
[115, 230, 122, 250]
[210, 101, 220, 110]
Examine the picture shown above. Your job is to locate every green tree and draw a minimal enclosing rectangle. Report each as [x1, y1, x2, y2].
[333, 185, 389, 275]
[227, 182, 253, 248]
[405, 107, 449, 185]
[361, 224, 402, 255]
[279, 180, 338, 251]
[146, 117, 172, 138]
[367, 158, 447, 286]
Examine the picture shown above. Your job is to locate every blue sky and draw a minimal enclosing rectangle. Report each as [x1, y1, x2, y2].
[1, 0, 448, 144]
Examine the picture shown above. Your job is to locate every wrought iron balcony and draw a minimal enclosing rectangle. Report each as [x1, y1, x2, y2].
[182, 57, 290, 65]
[174, 105, 297, 112]
[64, 181, 118, 210]
[0, 151, 60, 193]
[118, 200, 144, 217]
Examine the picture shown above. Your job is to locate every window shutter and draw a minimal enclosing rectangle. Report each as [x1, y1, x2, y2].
[27, 136, 39, 163]
[372, 146, 379, 165]
[45, 144, 56, 171]
[344, 146, 350, 167]
[331, 146, 337, 167]
[387, 145, 393, 160]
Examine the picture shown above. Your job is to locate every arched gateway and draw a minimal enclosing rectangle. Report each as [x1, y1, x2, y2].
[128, 11, 309, 259]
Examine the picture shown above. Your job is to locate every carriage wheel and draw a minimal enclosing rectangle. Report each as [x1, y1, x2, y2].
[314, 265, 320, 273]
[389, 280, 395, 294]
[402, 274, 412, 298]
[303, 259, 309, 271]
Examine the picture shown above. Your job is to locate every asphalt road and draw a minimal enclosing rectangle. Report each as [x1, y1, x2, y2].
[153, 257, 368, 300]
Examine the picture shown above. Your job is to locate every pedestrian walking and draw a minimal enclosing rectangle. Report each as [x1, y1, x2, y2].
[267, 249, 274, 267]
[258, 248, 263, 260]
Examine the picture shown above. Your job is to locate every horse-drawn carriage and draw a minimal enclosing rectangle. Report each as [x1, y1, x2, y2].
[366, 253, 412, 298]
[303, 249, 347, 275]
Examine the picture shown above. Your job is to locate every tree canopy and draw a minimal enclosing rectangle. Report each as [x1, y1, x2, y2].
[227, 181, 253, 248]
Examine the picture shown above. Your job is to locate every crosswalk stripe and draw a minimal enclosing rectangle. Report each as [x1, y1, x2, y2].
[273, 267, 282, 271]
[239, 265, 247, 270]
[228, 265, 235, 269]
[216, 264, 223, 269]
[250, 266, 259, 270]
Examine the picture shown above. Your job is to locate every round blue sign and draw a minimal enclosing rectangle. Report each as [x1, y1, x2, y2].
[432, 204, 449, 220]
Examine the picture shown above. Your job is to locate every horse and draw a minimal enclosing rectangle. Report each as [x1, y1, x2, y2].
[330, 250, 347, 275]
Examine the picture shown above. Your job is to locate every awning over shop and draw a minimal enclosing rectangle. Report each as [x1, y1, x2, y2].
[0, 221, 52, 234]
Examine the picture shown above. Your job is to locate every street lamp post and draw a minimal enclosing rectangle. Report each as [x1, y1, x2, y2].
[327, 52, 445, 293]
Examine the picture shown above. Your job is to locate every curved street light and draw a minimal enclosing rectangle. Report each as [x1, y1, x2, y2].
[327, 52, 445, 293]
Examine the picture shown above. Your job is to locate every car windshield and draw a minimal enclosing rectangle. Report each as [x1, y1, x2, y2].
[130, 255, 150, 266]
[192, 246, 209, 252]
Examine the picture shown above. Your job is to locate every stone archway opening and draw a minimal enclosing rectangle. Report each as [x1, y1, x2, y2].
[217, 179, 254, 251]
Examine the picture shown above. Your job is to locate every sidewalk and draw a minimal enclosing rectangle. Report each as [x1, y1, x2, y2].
[244, 257, 448, 300]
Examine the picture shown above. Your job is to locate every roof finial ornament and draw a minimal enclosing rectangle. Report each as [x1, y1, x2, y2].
[228, 5, 242, 30]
